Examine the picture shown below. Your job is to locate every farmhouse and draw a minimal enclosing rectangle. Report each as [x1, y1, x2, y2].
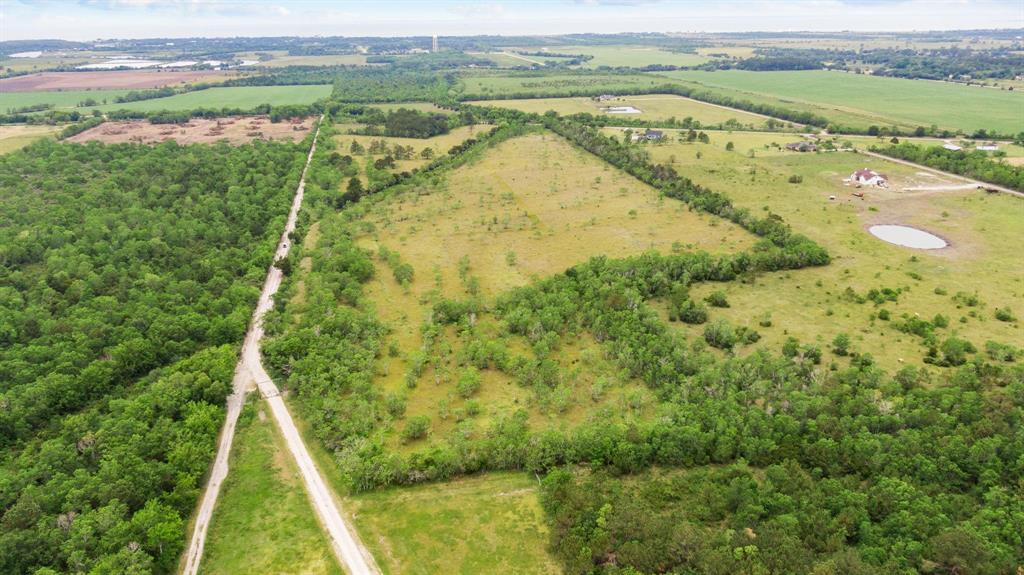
[942, 143, 963, 151]
[631, 129, 664, 142]
[850, 168, 889, 188]
[785, 141, 817, 152]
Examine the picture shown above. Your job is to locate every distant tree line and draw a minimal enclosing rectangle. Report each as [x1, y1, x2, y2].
[870, 142, 1024, 192]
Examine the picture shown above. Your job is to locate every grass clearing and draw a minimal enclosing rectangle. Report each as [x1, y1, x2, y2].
[0, 124, 61, 153]
[341, 131, 754, 449]
[656, 69, 1024, 133]
[608, 128, 1023, 371]
[335, 124, 492, 182]
[469, 94, 778, 128]
[458, 72, 666, 98]
[348, 472, 559, 575]
[199, 401, 342, 575]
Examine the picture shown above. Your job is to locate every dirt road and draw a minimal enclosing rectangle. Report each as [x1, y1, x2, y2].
[182, 118, 380, 575]
[858, 149, 1024, 199]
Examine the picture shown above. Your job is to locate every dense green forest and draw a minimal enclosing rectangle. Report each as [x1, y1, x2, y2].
[0, 138, 307, 573]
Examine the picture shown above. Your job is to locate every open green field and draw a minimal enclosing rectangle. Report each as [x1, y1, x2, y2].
[656, 69, 1024, 133]
[94, 85, 332, 112]
[0, 124, 61, 153]
[1, 85, 331, 114]
[198, 402, 342, 575]
[555, 45, 709, 68]
[468, 94, 779, 128]
[457, 72, 666, 98]
[605, 127, 1023, 372]
[348, 472, 559, 575]
[0, 88, 136, 111]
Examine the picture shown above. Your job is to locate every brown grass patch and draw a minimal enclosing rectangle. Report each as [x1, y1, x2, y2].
[66, 115, 314, 146]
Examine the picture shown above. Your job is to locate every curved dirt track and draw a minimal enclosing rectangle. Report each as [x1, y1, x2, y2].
[182, 118, 379, 575]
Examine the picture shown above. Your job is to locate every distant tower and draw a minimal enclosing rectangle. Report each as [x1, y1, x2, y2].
[432, 34, 439, 53]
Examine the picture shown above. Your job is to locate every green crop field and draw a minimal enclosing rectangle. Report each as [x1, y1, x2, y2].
[94, 85, 332, 112]
[604, 127, 1023, 372]
[656, 69, 1024, 133]
[0, 88, 137, 111]
[468, 94, 779, 128]
[457, 72, 667, 98]
[198, 402, 342, 575]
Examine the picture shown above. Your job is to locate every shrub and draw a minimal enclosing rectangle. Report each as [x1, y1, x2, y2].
[402, 415, 430, 442]
[985, 341, 1018, 362]
[994, 307, 1016, 322]
[939, 337, 976, 366]
[877, 309, 891, 321]
[704, 320, 737, 350]
[832, 333, 852, 356]
[705, 291, 730, 308]
[787, 174, 803, 184]
[678, 299, 708, 324]
[456, 367, 482, 398]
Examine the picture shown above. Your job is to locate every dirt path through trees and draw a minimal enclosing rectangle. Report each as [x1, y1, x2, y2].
[181, 117, 380, 575]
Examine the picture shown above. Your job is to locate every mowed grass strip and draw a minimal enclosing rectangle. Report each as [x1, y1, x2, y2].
[612, 128, 1023, 372]
[657, 69, 1024, 133]
[348, 472, 560, 575]
[468, 94, 773, 127]
[199, 402, 342, 575]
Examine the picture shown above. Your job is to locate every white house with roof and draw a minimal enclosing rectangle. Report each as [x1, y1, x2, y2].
[849, 168, 888, 187]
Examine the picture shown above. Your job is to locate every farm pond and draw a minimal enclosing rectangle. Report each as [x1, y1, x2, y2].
[869, 224, 948, 249]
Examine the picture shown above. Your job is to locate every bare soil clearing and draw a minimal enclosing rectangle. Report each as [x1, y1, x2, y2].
[67, 116, 314, 145]
[0, 70, 237, 91]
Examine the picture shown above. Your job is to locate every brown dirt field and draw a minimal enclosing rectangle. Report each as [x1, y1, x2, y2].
[0, 70, 237, 92]
[66, 116, 315, 145]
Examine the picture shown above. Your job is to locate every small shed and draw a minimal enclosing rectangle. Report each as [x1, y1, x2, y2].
[942, 143, 963, 151]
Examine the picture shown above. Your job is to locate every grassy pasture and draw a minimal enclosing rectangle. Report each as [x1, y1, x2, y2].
[607, 128, 1023, 371]
[348, 472, 559, 575]
[341, 132, 754, 449]
[199, 402, 342, 575]
[0, 124, 61, 153]
[656, 69, 1024, 133]
[1, 85, 332, 114]
[555, 45, 708, 69]
[468, 94, 776, 128]
[334, 123, 492, 182]
[364, 102, 454, 115]
[458, 73, 666, 98]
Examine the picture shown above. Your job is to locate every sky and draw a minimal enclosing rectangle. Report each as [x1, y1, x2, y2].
[1, 0, 1022, 42]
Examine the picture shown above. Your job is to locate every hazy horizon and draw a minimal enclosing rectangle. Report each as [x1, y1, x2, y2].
[2, 0, 1022, 43]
